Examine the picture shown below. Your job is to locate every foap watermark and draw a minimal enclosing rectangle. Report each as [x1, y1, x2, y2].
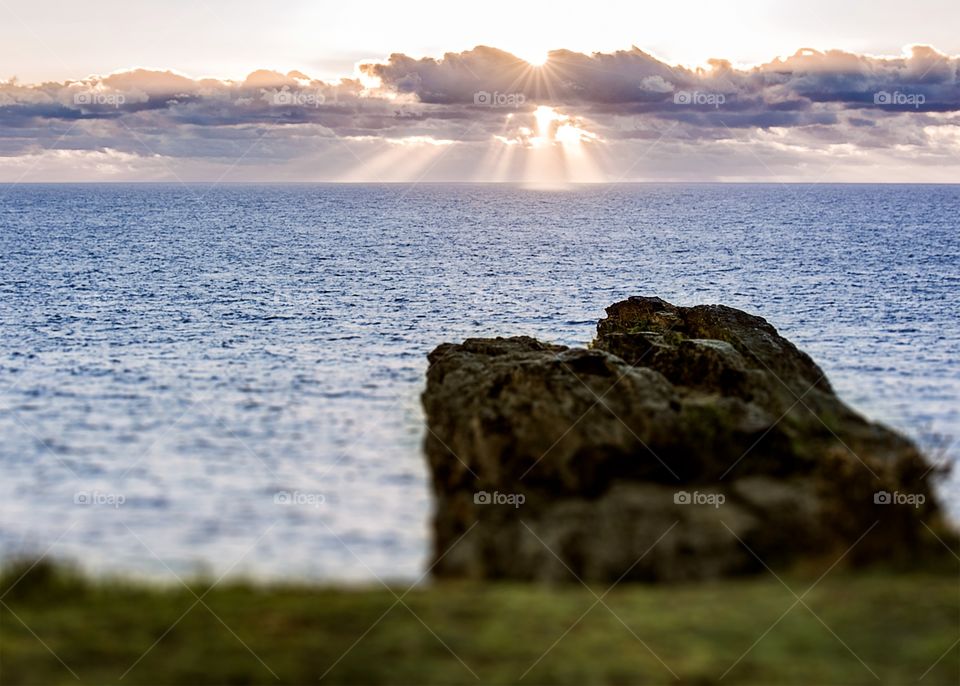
[270, 87, 326, 107]
[74, 91, 126, 108]
[673, 91, 725, 108]
[473, 90, 526, 108]
[874, 490, 925, 508]
[74, 490, 126, 508]
[474, 490, 525, 508]
[274, 490, 326, 507]
[674, 490, 725, 508]
[873, 90, 925, 109]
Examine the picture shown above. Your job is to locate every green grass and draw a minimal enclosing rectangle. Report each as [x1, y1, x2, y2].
[1, 562, 957, 685]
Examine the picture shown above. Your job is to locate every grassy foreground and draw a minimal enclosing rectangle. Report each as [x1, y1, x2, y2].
[0, 563, 957, 685]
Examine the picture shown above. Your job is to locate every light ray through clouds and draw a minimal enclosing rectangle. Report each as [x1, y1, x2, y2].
[1, 44, 959, 182]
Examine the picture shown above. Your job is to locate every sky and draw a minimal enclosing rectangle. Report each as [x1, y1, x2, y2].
[1, 0, 959, 182]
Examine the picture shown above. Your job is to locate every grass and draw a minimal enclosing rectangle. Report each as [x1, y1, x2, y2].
[0, 562, 957, 685]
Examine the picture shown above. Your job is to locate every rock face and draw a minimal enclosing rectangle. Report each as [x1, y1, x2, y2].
[422, 297, 953, 582]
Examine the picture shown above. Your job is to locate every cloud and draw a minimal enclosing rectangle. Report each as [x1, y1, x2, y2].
[363, 44, 960, 111]
[0, 44, 958, 181]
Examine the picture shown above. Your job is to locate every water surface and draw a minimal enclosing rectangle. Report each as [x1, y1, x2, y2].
[1, 183, 957, 580]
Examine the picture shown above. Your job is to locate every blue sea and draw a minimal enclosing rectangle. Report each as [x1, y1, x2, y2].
[1, 183, 958, 581]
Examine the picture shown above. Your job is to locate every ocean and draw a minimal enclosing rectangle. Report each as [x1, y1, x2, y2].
[1, 183, 957, 581]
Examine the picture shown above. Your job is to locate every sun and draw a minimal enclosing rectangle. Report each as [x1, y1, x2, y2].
[515, 50, 550, 67]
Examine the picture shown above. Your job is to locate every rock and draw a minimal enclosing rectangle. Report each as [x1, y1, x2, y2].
[422, 297, 954, 582]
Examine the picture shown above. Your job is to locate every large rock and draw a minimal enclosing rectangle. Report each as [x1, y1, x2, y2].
[422, 297, 954, 582]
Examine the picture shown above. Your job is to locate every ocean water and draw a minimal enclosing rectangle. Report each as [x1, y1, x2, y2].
[1, 183, 957, 581]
